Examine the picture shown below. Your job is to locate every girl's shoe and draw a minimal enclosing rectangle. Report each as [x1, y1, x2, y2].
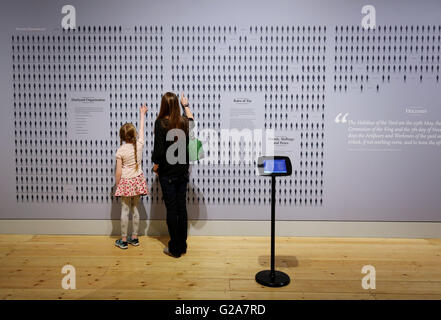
[127, 236, 139, 246]
[115, 239, 128, 249]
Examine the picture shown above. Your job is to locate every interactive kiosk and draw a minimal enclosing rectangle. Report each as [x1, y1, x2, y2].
[255, 156, 292, 287]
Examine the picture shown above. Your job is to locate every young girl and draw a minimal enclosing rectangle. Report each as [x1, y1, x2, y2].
[114, 104, 149, 249]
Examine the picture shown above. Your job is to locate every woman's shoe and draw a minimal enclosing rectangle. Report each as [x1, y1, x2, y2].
[115, 239, 128, 249]
[127, 236, 139, 246]
[163, 246, 181, 258]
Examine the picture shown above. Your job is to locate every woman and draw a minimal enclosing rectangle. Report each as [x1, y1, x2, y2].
[152, 92, 194, 258]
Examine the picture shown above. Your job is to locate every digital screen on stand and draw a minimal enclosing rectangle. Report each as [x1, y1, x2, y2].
[263, 159, 287, 174]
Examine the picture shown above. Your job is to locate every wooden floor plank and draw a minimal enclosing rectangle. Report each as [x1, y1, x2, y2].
[0, 234, 440, 300]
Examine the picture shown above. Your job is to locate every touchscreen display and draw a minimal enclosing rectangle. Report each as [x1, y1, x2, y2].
[263, 159, 287, 174]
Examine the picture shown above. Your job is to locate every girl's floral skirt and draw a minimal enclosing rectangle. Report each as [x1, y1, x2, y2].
[114, 173, 149, 197]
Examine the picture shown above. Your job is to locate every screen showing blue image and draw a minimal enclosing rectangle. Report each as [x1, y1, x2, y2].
[263, 159, 287, 174]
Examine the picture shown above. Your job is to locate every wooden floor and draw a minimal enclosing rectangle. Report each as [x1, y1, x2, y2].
[0, 235, 440, 300]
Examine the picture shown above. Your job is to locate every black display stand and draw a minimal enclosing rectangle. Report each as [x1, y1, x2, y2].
[255, 156, 292, 287]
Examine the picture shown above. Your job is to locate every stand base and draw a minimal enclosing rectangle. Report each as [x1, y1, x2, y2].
[255, 270, 290, 287]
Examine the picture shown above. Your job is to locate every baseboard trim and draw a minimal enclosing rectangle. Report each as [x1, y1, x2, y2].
[0, 220, 440, 238]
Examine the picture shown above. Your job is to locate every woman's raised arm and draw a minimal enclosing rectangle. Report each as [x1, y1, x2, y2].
[139, 103, 148, 142]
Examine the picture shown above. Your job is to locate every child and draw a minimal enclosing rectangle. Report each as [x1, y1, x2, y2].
[114, 104, 149, 249]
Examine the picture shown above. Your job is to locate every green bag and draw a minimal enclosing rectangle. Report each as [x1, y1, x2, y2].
[188, 138, 204, 162]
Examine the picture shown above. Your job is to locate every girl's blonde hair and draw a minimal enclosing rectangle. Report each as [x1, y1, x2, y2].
[119, 123, 139, 171]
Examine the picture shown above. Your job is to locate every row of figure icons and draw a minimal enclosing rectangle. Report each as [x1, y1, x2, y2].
[173, 54, 324, 64]
[11, 57, 437, 75]
[12, 56, 164, 64]
[12, 24, 441, 40]
[12, 32, 440, 49]
[14, 148, 325, 164]
[13, 35, 329, 47]
[16, 187, 323, 204]
[14, 131, 324, 149]
[18, 191, 326, 202]
[172, 48, 327, 56]
[334, 46, 440, 54]
[335, 47, 440, 55]
[12, 87, 325, 97]
[16, 178, 325, 190]
[171, 35, 327, 44]
[12, 64, 163, 74]
[16, 194, 324, 206]
[12, 46, 164, 55]
[10, 60, 323, 72]
[13, 83, 163, 93]
[12, 75, 161, 85]
[12, 100, 323, 109]
[14, 115, 324, 130]
[173, 74, 321, 83]
[13, 121, 325, 135]
[12, 93, 161, 101]
[15, 193, 325, 204]
[335, 35, 441, 44]
[14, 163, 325, 179]
[173, 64, 322, 75]
[14, 160, 111, 169]
[335, 25, 441, 34]
[335, 64, 439, 73]
[13, 84, 162, 93]
[172, 25, 327, 34]
[332, 77, 439, 93]
[12, 47, 162, 58]
[12, 52, 162, 62]
[16, 187, 324, 199]
[14, 118, 67, 125]
[15, 166, 324, 179]
[12, 75, 325, 86]
[15, 160, 324, 183]
[14, 64, 433, 83]
[16, 176, 324, 187]
[14, 142, 323, 161]
[11, 75, 162, 86]
[14, 164, 324, 177]
[335, 73, 440, 82]
[14, 109, 319, 124]
[15, 95, 321, 109]
[172, 58, 326, 69]
[12, 42, 441, 56]
[170, 59, 326, 72]
[16, 191, 325, 203]
[15, 177, 325, 189]
[13, 69, 163, 79]
[14, 166, 324, 179]
[12, 35, 164, 44]
[171, 83, 299, 92]
[335, 55, 440, 64]
[62, 26, 164, 33]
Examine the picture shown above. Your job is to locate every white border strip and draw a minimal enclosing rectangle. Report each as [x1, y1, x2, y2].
[0, 220, 440, 238]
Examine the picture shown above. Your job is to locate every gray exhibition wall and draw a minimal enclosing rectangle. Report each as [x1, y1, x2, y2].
[0, 0, 440, 221]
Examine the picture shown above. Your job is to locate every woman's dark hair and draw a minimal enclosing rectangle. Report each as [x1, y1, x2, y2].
[157, 92, 188, 134]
